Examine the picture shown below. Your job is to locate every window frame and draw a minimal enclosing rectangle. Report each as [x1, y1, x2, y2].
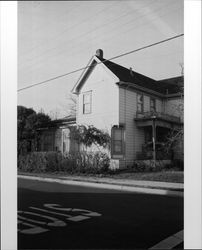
[150, 97, 156, 112]
[111, 126, 125, 159]
[83, 91, 92, 114]
[137, 93, 144, 113]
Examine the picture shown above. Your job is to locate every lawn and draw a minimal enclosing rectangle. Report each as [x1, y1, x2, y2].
[109, 170, 184, 183]
[19, 170, 184, 183]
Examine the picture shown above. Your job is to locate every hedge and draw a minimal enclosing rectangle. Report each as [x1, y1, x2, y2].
[18, 151, 110, 174]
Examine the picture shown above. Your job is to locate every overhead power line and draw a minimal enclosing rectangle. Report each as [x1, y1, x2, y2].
[19, 0, 166, 68]
[18, 33, 184, 92]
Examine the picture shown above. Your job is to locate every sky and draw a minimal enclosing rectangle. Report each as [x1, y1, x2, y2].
[18, 0, 184, 119]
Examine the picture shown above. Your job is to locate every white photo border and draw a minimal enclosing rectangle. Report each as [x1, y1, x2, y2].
[1, 1, 202, 249]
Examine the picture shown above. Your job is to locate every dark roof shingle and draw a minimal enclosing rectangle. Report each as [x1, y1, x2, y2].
[98, 56, 183, 95]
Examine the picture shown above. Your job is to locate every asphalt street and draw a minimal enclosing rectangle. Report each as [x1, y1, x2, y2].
[18, 178, 183, 249]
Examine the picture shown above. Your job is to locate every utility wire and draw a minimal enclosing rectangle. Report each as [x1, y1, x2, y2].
[19, 0, 160, 67]
[21, 2, 116, 58]
[18, 33, 184, 92]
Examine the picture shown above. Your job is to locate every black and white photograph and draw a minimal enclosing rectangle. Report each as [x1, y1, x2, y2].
[1, 1, 202, 250]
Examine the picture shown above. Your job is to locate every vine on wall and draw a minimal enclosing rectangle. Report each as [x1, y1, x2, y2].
[70, 125, 111, 150]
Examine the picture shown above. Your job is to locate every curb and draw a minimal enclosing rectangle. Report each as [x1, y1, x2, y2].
[18, 175, 183, 197]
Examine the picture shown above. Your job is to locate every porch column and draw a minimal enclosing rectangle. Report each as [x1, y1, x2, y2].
[152, 116, 157, 168]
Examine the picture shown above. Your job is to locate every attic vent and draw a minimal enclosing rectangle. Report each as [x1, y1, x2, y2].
[129, 67, 134, 77]
[96, 49, 103, 59]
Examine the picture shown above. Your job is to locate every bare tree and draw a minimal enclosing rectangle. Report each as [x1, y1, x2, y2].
[179, 62, 184, 76]
[49, 108, 61, 120]
[163, 64, 184, 161]
[65, 94, 77, 118]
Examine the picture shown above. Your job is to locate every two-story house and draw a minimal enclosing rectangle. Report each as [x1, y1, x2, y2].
[72, 49, 183, 169]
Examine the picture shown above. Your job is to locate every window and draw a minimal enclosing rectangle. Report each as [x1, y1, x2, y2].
[111, 126, 125, 158]
[137, 94, 143, 113]
[150, 98, 156, 112]
[44, 133, 54, 151]
[83, 92, 92, 114]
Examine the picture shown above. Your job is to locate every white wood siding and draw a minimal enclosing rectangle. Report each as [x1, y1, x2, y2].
[156, 99, 163, 113]
[119, 88, 144, 167]
[143, 95, 150, 112]
[77, 63, 119, 133]
[119, 88, 164, 168]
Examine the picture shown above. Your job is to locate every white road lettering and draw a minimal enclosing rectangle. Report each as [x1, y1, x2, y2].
[18, 204, 102, 235]
[18, 220, 49, 234]
[30, 206, 72, 218]
[44, 204, 72, 212]
[72, 208, 102, 217]
[31, 206, 92, 222]
[18, 213, 46, 225]
[68, 215, 90, 222]
[18, 211, 66, 227]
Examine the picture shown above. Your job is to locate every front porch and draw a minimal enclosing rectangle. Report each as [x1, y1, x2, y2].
[134, 111, 183, 161]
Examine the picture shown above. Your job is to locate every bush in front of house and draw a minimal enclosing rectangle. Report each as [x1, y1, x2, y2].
[130, 159, 184, 173]
[171, 159, 184, 171]
[130, 160, 166, 172]
[18, 151, 110, 174]
[18, 152, 59, 173]
[61, 151, 110, 174]
[131, 161, 154, 172]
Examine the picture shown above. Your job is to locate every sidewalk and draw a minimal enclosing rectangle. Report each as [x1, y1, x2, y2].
[18, 172, 183, 197]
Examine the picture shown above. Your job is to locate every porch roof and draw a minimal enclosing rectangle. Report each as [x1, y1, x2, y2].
[37, 116, 76, 131]
[134, 111, 183, 129]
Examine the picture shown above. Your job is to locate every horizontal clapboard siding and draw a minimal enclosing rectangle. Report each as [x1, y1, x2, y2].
[77, 63, 119, 133]
[119, 88, 145, 168]
[119, 88, 164, 168]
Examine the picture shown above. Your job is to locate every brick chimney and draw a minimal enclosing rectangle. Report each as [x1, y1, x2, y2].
[96, 49, 103, 59]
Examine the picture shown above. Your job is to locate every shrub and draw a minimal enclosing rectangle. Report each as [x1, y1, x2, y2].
[172, 159, 184, 171]
[18, 151, 110, 174]
[132, 161, 156, 173]
[18, 152, 61, 173]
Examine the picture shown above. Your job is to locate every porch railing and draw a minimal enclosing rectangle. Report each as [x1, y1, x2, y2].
[135, 111, 181, 123]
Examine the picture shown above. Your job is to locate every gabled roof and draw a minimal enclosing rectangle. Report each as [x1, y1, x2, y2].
[37, 116, 76, 130]
[72, 50, 184, 96]
[98, 56, 183, 95]
[157, 76, 184, 94]
[72, 55, 119, 94]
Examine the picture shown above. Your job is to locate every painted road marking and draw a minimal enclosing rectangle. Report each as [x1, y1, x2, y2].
[18, 204, 102, 235]
[44, 204, 72, 212]
[149, 230, 183, 249]
[30, 206, 73, 218]
[18, 220, 49, 234]
[30, 207, 90, 222]
[68, 215, 90, 222]
[18, 211, 66, 227]
[72, 208, 101, 217]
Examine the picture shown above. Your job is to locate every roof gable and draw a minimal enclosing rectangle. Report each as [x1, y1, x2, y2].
[72, 50, 184, 96]
[71, 56, 119, 94]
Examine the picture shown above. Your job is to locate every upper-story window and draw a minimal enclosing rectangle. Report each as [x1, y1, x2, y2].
[83, 91, 92, 114]
[137, 94, 143, 113]
[150, 98, 156, 112]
